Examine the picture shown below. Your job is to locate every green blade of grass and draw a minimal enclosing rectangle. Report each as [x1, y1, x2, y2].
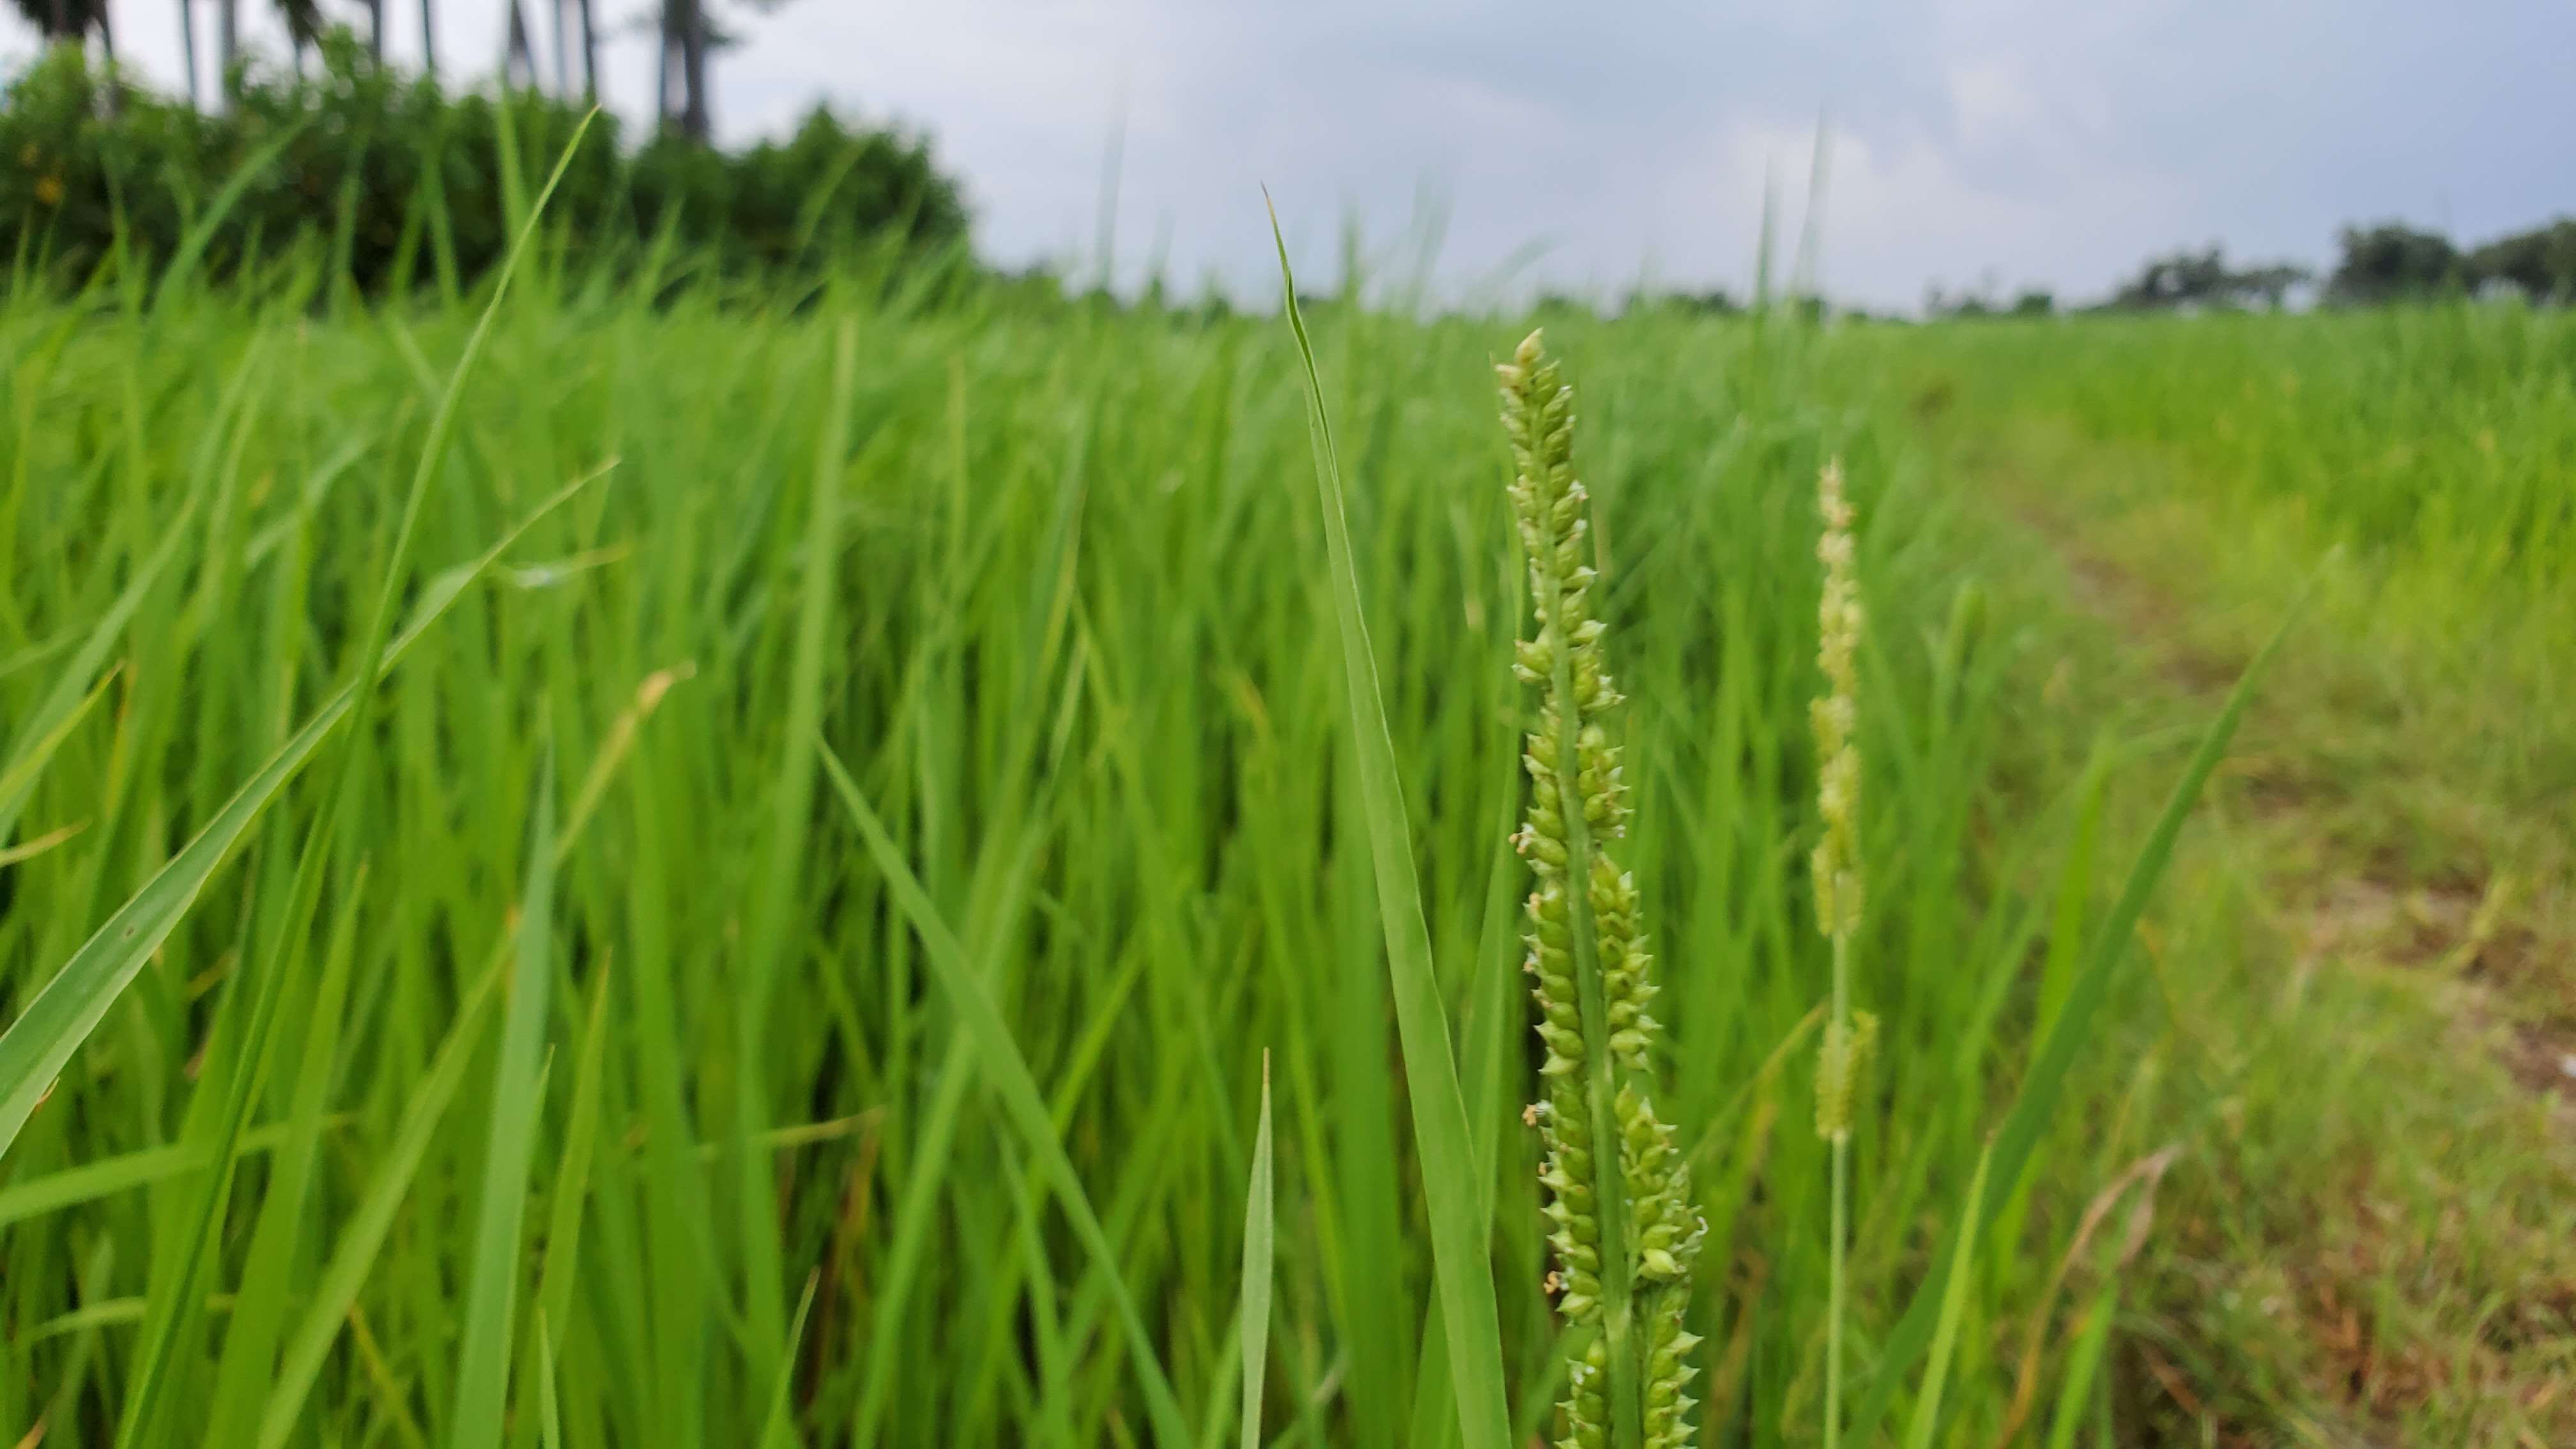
[153, 118, 314, 309]
[0, 1144, 198, 1226]
[0, 344, 236, 845]
[452, 751, 560, 1449]
[1899, 1138, 1994, 1449]
[0, 1120, 334, 1228]
[504, 967, 611, 1449]
[2043, 1282, 2119, 1449]
[817, 742, 1193, 1449]
[759, 1273, 821, 1449]
[204, 861, 375, 1446]
[1238, 1056, 1275, 1449]
[256, 949, 511, 1449]
[71, 109, 607, 1443]
[532, 958, 616, 1357]
[1843, 595, 2303, 1447]
[0, 461, 597, 1167]
[536, 1312, 565, 1449]
[0, 668, 114, 845]
[732, 319, 861, 1387]
[1262, 193, 1512, 1449]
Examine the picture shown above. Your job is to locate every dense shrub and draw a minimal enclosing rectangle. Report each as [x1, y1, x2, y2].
[1, 33, 970, 295]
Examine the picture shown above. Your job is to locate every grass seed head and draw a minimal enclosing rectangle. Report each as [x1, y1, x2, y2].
[1503, 328, 1703, 1449]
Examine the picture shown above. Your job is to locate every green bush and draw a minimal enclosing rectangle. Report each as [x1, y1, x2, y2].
[1, 32, 969, 295]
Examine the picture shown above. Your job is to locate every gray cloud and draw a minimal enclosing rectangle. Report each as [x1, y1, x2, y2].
[9, 0, 2571, 310]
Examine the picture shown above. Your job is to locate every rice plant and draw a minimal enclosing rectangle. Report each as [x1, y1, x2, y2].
[0, 175, 2345, 1445]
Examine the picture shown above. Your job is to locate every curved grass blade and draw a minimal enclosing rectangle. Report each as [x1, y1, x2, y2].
[1262, 192, 1512, 1449]
[0, 667, 114, 845]
[255, 951, 510, 1449]
[0, 1120, 332, 1228]
[0, 346, 240, 846]
[98, 107, 610, 1445]
[0, 461, 596, 1169]
[733, 319, 861, 1387]
[203, 861, 375, 1446]
[153, 118, 313, 309]
[451, 751, 560, 1449]
[536, 1312, 565, 1449]
[1237, 1057, 1275, 1449]
[1899, 1139, 1994, 1449]
[818, 742, 1193, 1449]
[759, 1273, 822, 1449]
[530, 958, 616, 1360]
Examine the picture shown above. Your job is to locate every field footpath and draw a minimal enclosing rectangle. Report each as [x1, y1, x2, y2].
[1977, 422, 2572, 1123]
[1926, 411, 2576, 1444]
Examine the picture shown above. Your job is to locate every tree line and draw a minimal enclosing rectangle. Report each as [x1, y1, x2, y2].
[3, 30, 968, 296]
[1924, 216, 2576, 318]
[6, 0, 797, 142]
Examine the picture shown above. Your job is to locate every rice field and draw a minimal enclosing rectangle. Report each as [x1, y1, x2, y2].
[2, 229, 2568, 1446]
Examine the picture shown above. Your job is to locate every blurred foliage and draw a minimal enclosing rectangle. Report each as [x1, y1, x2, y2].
[6, 0, 108, 41]
[2329, 218, 2576, 305]
[2106, 246, 2309, 312]
[2464, 218, 2576, 302]
[2326, 223, 2463, 305]
[1924, 283, 2058, 319]
[0, 32, 969, 295]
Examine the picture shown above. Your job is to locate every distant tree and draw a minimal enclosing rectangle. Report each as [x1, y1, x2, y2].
[2232, 263, 2308, 310]
[2108, 245, 2308, 311]
[2110, 247, 2228, 308]
[656, 0, 705, 138]
[274, 0, 321, 47]
[2325, 222, 2461, 304]
[1625, 286, 1741, 316]
[1926, 280, 2049, 319]
[652, 0, 804, 141]
[2465, 218, 2576, 302]
[8, 0, 110, 56]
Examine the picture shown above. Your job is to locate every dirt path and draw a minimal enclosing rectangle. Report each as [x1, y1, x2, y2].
[1943, 417, 2576, 1443]
[1975, 424, 2572, 1124]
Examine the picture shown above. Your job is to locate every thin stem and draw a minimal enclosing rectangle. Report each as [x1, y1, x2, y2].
[1825, 928, 1852, 1448]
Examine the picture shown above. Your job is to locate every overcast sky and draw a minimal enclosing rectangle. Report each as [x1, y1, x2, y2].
[8, 1, 2572, 311]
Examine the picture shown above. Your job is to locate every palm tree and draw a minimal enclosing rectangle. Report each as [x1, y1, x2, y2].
[274, 0, 319, 74]
[654, 0, 799, 142]
[10, 0, 100, 44]
[657, 0, 711, 141]
[10, 0, 120, 112]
